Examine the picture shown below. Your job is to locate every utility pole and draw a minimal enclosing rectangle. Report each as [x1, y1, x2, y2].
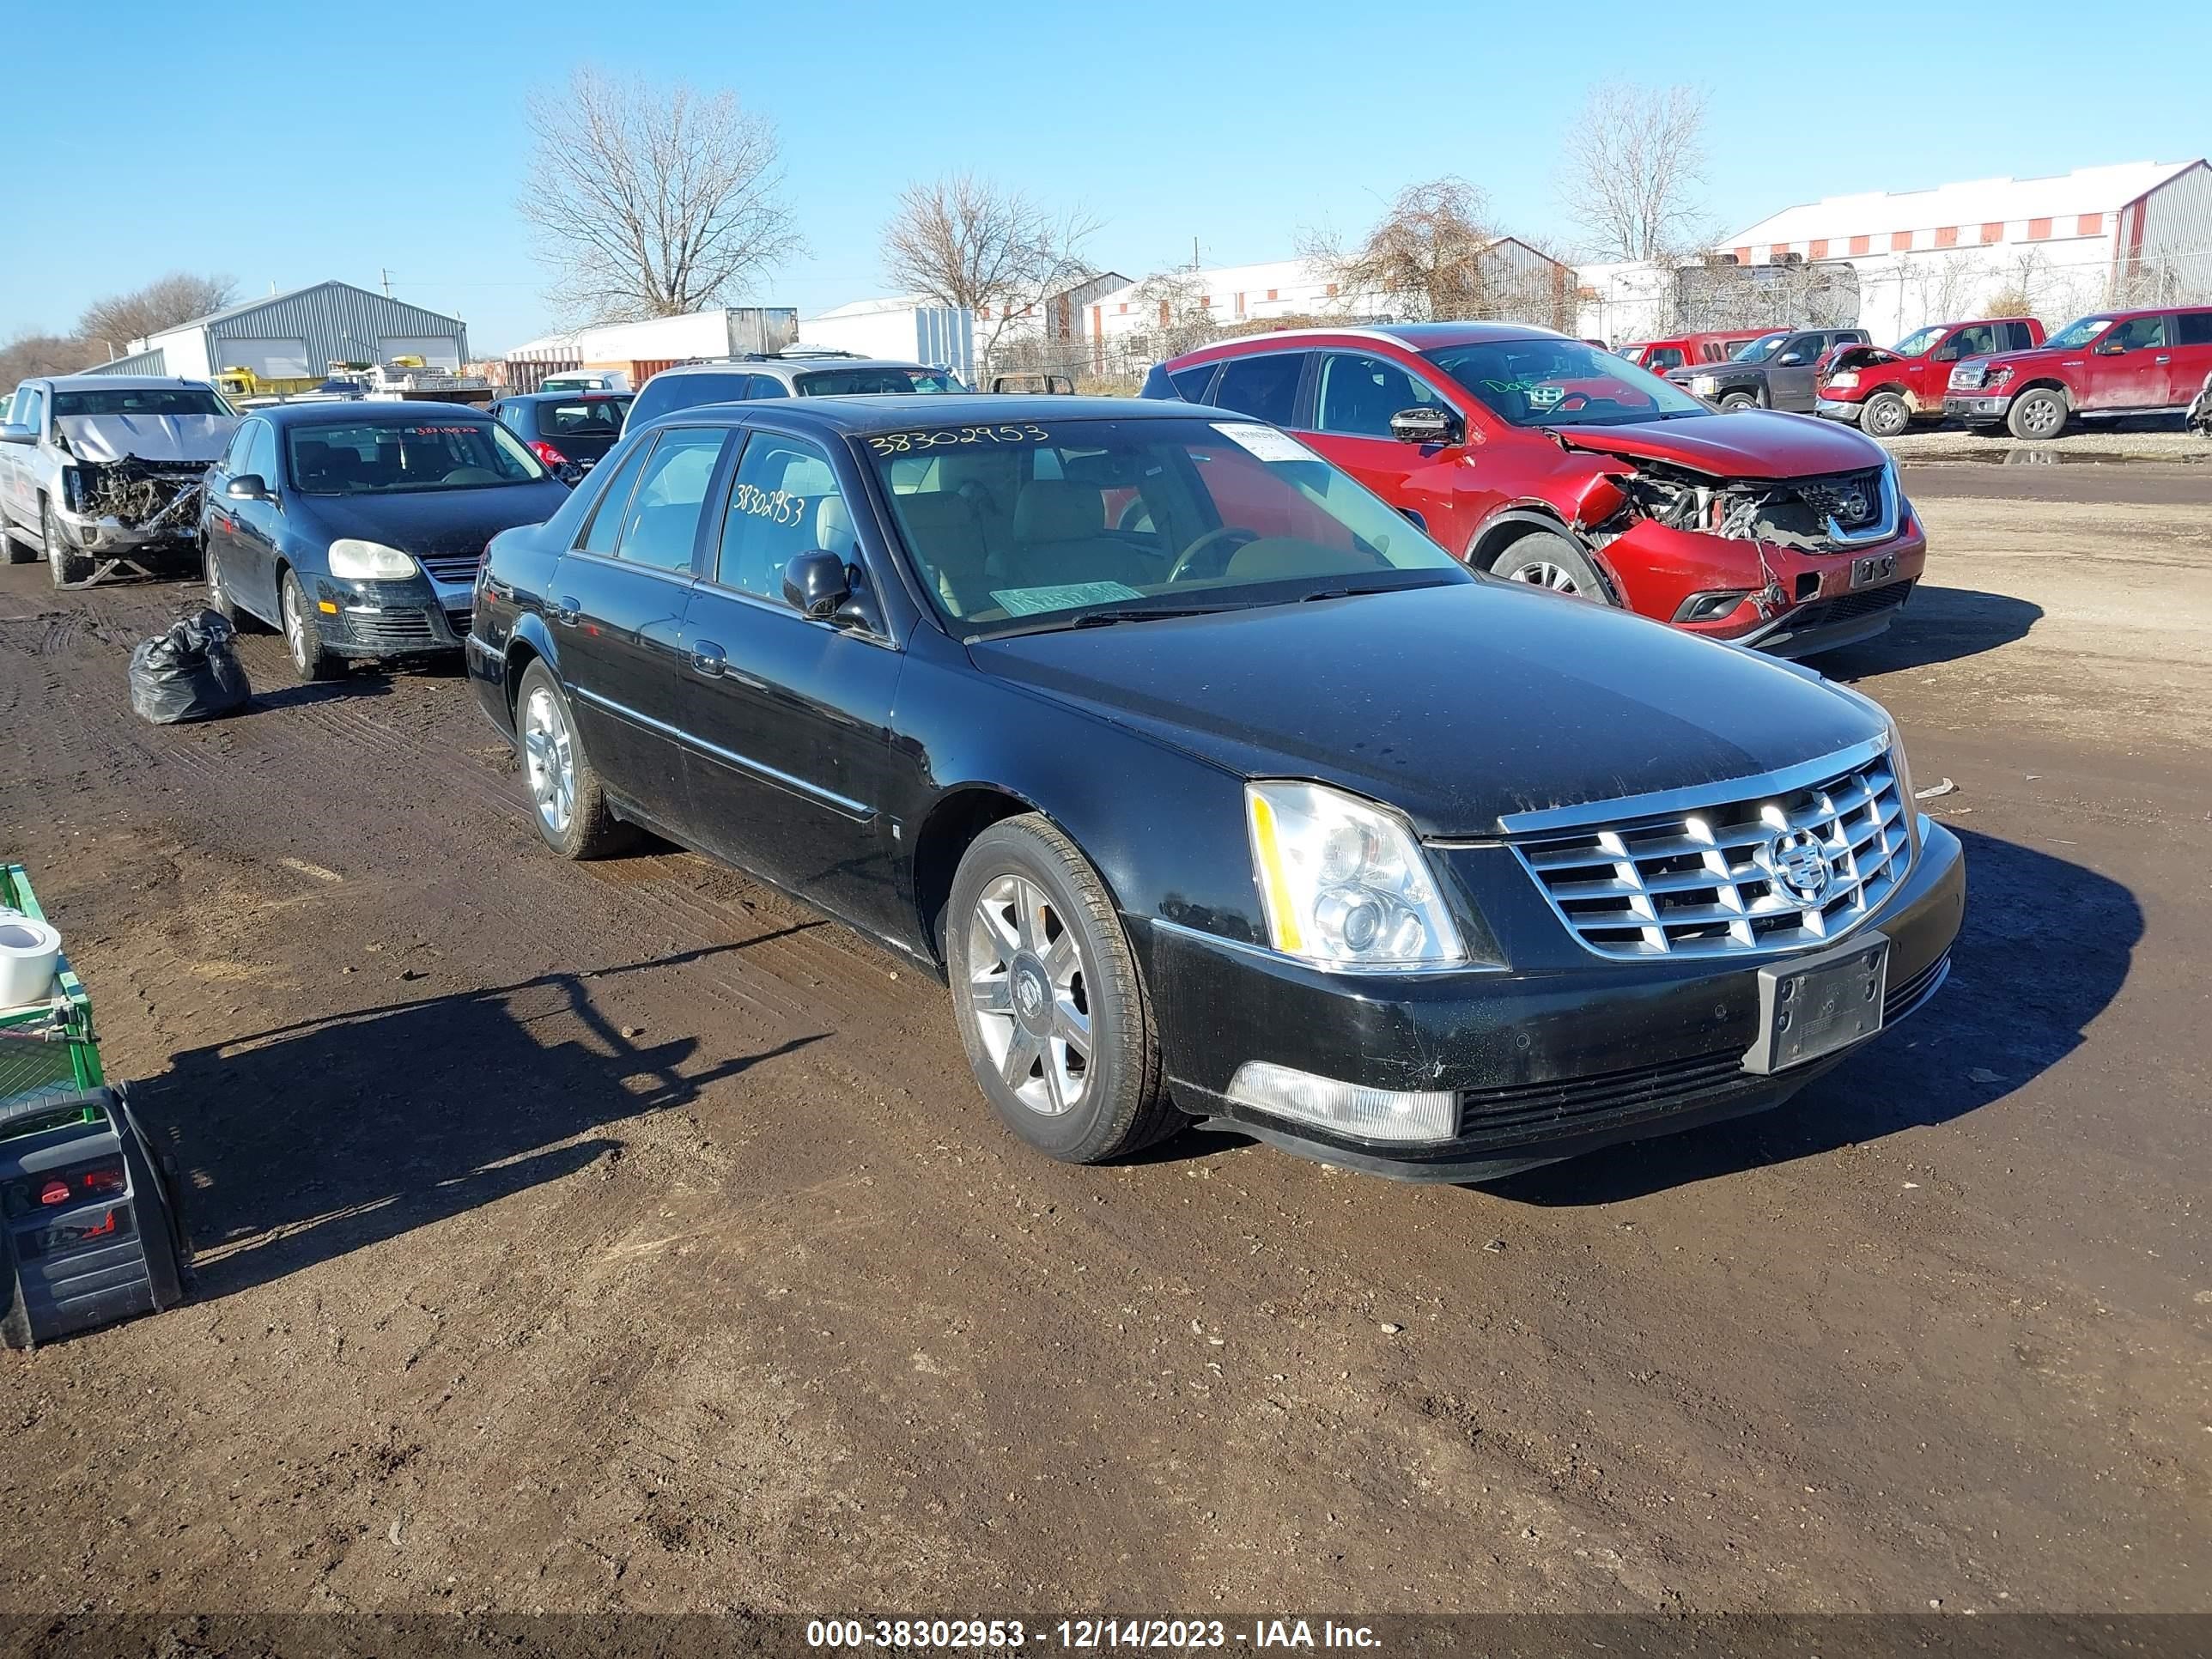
[380, 268, 392, 298]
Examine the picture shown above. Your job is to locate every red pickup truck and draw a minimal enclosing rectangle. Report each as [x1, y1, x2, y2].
[1944, 306, 2212, 439]
[1816, 318, 2045, 438]
[1615, 331, 1770, 374]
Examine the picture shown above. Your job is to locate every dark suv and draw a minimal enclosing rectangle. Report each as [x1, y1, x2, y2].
[1668, 328, 1872, 412]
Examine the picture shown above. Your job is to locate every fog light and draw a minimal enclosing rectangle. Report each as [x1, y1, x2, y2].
[1226, 1060, 1455, 1144]
[1673, 589, 1750, 623]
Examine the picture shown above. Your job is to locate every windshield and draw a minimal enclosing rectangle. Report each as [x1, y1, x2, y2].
[1730, 332, 1790, 363]
[1419, 340, 1709, 427]
[1892, 326, 1946, 357]
[798, 366, 965, 396]
[2045, 314, 2113, 351]
[534, 398, 630, 438]
[868, 416, 1468, 633]
[52, 387, 231, 418]
[287, 420, 548, 494]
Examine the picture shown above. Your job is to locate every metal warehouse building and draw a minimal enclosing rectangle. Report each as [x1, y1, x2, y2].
[85, 280, 470, 382]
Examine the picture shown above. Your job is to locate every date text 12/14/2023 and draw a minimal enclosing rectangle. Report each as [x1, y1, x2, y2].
[805, 1620, 1382, 1650]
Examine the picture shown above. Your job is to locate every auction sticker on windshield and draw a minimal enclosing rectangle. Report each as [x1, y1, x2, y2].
[990, 580, 1144, 617]
[1212, 422, 1322, 464]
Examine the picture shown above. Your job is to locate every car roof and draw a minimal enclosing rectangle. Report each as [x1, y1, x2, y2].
[650, 393, 1193, 435]
[258, 399, 494, 426]
[501, 388, 633, 402]
[38, 375, 215, 391]
[653, 356, 935, 380]
[1178, 321, 1571, 358]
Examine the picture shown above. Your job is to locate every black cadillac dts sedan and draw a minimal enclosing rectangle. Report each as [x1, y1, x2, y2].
[466, 396, 1963, 1182]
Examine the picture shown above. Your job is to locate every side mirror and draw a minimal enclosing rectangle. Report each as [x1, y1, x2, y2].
[2093, 336, 2124, 356]
[1778, 352, 1807, 367]
[1396, 507, 1428, 531]
[226, 474, 269, 501]
[0, 423, 35, 446]
[782, 550, 853, 621]
[1389, 406, 1462, 447]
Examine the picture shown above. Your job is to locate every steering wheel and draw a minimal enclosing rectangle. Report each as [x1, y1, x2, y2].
[1165, 526, 1257, 584]
[1550, 392, 1591, 414]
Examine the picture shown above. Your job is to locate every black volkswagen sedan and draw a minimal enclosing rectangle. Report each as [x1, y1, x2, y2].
[200, 401, 571, 681]
[466, 396, 1964, 1182]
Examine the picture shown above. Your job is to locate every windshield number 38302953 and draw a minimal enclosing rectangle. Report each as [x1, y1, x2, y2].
[866, 424, 1049, 455]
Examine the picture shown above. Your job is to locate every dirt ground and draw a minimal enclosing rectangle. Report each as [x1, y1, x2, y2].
[0, 462, 2206, 1625]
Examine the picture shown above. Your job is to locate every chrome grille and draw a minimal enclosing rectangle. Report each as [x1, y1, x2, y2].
[1514, 752, 1912, 959]
[1795, 469, 1885, 530]
[421, 552, 483, 586]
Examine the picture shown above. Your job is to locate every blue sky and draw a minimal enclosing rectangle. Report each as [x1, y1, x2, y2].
[5, 0, 2208, 354]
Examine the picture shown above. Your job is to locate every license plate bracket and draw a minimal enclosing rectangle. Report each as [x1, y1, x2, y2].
[1850, 553, 1898, 588]
[1741, 933, 1889, 1075]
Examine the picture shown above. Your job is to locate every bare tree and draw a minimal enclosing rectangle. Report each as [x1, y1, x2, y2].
[76, 273, 237, 356]
[1310, 177, 1518, 321]
[1559, 82, 1712, 263]
[0, 331, 97, 388]
[1129, 264, 1218, 360]
[880, 174, 1098, 371]
[520, 66, 801, 324]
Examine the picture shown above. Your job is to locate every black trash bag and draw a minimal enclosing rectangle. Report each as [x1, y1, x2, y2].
[128, 609, 251, 725]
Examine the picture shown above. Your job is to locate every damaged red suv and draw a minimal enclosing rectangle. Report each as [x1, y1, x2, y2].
[1143, 324, 1927, 657]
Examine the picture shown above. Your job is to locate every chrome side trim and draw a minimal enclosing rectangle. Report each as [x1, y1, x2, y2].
[568, 684, 873, 821]
[1496, 735, 1890, 838]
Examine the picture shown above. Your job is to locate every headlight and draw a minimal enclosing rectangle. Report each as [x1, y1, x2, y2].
[1690, 374, 1718, 395]
[1246, 781, 1465, 970]
[327, 538, 420, 580]
[1826, 372, 1859, 389]
[1986, 366, 2014, 388]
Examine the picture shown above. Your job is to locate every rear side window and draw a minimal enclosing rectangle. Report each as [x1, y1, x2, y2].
[1167, 362, 1219, 404]
[2175, 313, 2212, 346]
[612, 428, 726, 573]
[749, 375, 790, 399]
[1212, 353, 1308, 426]
[629, 371, 755, 427]
[578, 436, 659, 555]
[1649, 346, 1686, 369]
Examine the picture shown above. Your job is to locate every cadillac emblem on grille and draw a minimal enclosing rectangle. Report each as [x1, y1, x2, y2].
[1755, 828, 1833, 907]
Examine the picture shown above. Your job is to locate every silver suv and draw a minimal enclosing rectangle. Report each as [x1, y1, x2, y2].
[623, 349, 965, 430]
[1, 374, 238, 587]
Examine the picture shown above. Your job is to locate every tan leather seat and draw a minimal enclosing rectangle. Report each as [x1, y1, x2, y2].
[896, 492, 993, 616]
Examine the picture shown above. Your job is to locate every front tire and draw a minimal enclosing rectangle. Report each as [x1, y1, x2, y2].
[44, 501, 91, 587]
[1861, 392, 1911, 439]
[204, 544, 243, 626]
[2007, 387, 2069, 441]
[947, 814, 1182, 1164]
[514, 660, 631, 860]
[1487, 531, 1610, 602]
[280, 569, 337, 681]
[1719, 392, 1758, 411]
[1, 520, 33, 565]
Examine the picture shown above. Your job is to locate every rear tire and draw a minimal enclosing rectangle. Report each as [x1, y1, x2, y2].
[1486, 531, 1610, 602]
[280, 569, 337, 682]
[947, 814, 1183, 1165]
[1861, 392, 1911, 439]
[514, 659, 632, 860]
[43, 500, 91, 587]
[2006, 387, 2069, 441]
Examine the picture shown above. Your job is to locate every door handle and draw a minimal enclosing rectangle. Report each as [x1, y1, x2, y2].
[2155, 354, 2172, 364]
[691, 640, 727, 678]
[552, 595, 580, 626]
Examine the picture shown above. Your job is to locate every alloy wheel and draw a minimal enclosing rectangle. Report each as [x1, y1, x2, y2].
[522, 685, 576, 837]
[2021, 397, 2063, 437]
[283, 584, 309, 668]
[1505, 560, 1582, 595]
[967, 873, 1091, 1116]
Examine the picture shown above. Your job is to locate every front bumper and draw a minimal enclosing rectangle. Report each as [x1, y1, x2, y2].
[1814, 398, 1864, 423]
[1144, 820, 1965, 1182]
[52, 502, 201, 556]
[1944, 393, 2007, 422]
[306, 572, 472, 659]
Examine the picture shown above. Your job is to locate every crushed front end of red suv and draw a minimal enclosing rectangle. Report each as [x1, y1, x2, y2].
[1145, 324, 1927, 659]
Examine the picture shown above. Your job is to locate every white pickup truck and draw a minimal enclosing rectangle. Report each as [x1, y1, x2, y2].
[0, 374, 238, 587]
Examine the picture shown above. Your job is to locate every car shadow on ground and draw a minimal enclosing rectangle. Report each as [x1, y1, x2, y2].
[135, 937, 826, 1300]
[1814, 585, 2043, 678]
[242, 676, 397, 712]
[1487, 826, 2138, 1206]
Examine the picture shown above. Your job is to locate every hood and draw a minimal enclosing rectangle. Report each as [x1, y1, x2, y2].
[294, 479, 571, 558]
[970, 583, 1884, 838]
[1826, 345, 1898, 374]
[1552, 410, 1886, 480]
[58, 413, 235, 465]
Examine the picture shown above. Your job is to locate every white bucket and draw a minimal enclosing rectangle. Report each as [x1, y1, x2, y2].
[0, 914, 63, 1007]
